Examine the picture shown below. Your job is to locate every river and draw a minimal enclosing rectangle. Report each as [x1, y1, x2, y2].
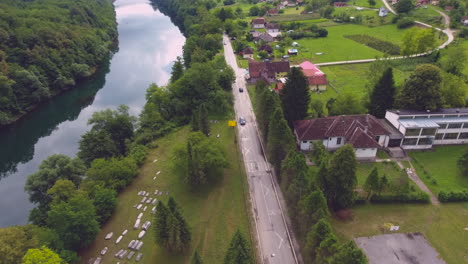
[0, 0, 184, 227]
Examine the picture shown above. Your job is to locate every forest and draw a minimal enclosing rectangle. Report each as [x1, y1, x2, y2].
[0, 0, 117, 125]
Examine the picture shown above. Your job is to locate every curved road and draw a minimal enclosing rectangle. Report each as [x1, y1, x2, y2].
[223, 35, 301, 264]
[313, 1, 455, 66]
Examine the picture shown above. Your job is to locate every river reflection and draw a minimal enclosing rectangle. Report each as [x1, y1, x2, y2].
[0, 0, 184, 227]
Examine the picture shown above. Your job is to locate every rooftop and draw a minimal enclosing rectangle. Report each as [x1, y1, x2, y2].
[388, 108, 468, 116]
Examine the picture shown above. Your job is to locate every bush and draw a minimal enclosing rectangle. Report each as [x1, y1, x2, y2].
[344, 34, 400, 55]
[397, 18, 414, 28]
[370, 192, 430, 203]
[438, 190, 468, 202]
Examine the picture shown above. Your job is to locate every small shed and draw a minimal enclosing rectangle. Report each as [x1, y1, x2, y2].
[288, 48, 298, 55]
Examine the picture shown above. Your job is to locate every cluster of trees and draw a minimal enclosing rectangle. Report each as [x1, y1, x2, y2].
[0, 0, 117, 125]
[253, 70, 367, 263]
[401, 28, 437, 56]
[438, 0, 467, 28]
[154, 198, 191, 252]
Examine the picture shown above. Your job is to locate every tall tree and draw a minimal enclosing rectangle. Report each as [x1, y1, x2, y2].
[154, 201, 169, 246]
[298, 190, 329, 233]
[267, 108, 295, 175]
[457, 148, 468, 177]
[0, 226, 40, 264]
[280, 151, 309, 190]
[170, 56, 185, 83]
[256, 82, 278, 140]
[224, 230, 253, 264]
[305, 218, 337, 261]
[323, 144, 357, 210]
[398, 64, 442, 111]
[281, 67, 310, 126]
[85, 157, 138, 192]
[364, 167, 380, 199]
[47, 192, 99, 250]
[368, 68, 395, 118]
[22, 247, 64, 264]
[329, 241, 368, 264]
[395, 0, 414, 13]
[199, 105, 210, 136]
[441, 73, 467, 108]
[192, 251, 204, 264]
[440, 46, 466, 77]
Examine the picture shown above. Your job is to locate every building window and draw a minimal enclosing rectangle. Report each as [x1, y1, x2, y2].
[400, 116, 413, 120]
[302, 140, 307, 143]
[337, 137, 342, 144]
[463, 123, 468, 128]
[421, 128, 436, 136]
[437, 123, 447, 129]
[448, 123, 462, 129]
[405, 129, 421, 136]
[459, 133, 468, 139]
[375, 136, 380, 142]
[402, 138, 418, 145]
[417, 138, 433, 145]
[444, 133, 459, 140]
[415, 115, 429, 119]
[444, 115, 457, 118]
[435, 133, 444, 140]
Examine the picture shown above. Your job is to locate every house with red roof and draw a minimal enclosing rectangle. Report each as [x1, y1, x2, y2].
[242, 47, 254, 59]
[333, 2, 347, 7]
[248, 60, 290, 84]
[251, 17, 266, 29]
[299, 61, 327, 91]
[293, 114, 394, 159]
[267, 8, 279, 16]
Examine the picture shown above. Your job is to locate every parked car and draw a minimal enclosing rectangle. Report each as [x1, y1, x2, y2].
[239, 87, 244, 92]
[239, 117, 246, 126]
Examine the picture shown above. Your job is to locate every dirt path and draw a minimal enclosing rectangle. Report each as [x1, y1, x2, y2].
[396, 160, 440, 205]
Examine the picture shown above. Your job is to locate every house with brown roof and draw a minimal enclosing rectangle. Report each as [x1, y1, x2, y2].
[293, 114, 394, 159]
[334, 2, 347, 7]
[299, 61, 327, 91]
[444, 5, 454, 11]
[251, 17, 266, 29]
[267, 8, 279, 16]
[242, 47, 254, 59]
[258, 44, 273, 54]
[248, 60, 290, 84]
[266, 23, 281, 37]
[254, 32, 275, 43]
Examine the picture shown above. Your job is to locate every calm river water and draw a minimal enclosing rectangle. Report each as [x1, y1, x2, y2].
[0, 0, 184, 227]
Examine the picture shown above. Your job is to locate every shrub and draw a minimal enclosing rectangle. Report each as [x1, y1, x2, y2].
[397, 18, 414, 29]
[370, 192, 430, 203]
[438, 190, 468, 202]
[344, 34, 400, 55]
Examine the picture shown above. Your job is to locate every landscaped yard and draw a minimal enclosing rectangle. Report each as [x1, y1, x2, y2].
[409, 146, 468, 195]
[79, 123, 251, 264]
[332, 203, 468, 264]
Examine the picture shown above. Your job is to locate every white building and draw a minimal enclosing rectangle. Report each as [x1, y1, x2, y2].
[385, 108, 468, 150]
[294, 115, 392, 160]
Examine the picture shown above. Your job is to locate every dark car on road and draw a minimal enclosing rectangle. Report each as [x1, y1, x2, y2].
[239, 117, 246, 126]
[239, 87, 244, 92]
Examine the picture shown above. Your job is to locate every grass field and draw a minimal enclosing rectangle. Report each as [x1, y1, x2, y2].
[409, 146, 468, 195]
[331, 203, 468, 264]
[348, 0, 384, 8]
[409, 7, 444, 28]
[79, 123, 251, 264]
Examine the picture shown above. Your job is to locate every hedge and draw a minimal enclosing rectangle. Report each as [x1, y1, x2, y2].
[438, 190, 468, 202]
[370, 192, 430, 204]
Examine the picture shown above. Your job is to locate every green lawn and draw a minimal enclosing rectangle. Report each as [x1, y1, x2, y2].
[409, 146, 468, 195]
[331, 203, 468, 264]
[408, 7, 444, 28]
[347, 0, 384, 8]
[79, 123, 252, 264]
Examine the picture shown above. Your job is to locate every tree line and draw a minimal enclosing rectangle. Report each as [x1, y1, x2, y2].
[0, 0, 117, 126]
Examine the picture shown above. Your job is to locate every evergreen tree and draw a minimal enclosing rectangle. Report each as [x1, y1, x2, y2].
[280, 151, 309, 190]
[398, 64, 442, 111]
[224, 230, 253, 264]
[368, 68, 395, 118]
[280, 67, 310, 126]
[266, 108, 295, 175]
[379, 174, 388, 194]
[192, 251, 203, 264]
[305, 219, 336, 261]
[298, 190, 329, 233]
[312, 141, 328, 166]
[364, 167, 380, 200]
[154, 201, 169, 246]
[191, 111, 200, 131]
[285, 170, 309, 213]
[323, 144, 357, 210]
[329, 241, 368, 264]
[457, 148, 468, 177]
[257, 86, 278, 141]
[170, 56, 184, 83]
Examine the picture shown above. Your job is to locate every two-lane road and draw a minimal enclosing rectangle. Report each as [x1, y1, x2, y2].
[223, 35, 299, 264]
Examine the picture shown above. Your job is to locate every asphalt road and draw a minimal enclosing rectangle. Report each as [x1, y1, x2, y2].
[223, 35, 300, 264]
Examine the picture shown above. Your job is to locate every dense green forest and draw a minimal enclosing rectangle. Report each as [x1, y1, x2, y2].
[0, 0, 117, 125]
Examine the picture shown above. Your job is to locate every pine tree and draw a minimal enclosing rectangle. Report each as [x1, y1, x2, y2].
[285, 170, 308, 213]
[368, 68, 395, 118]
[170, 56, 184, 83]
[324, 144, 357, 210]
[364, 167, 380, 200]
[280, 150, 309, 190]
[280, 67, 310, 126]
[398, 64, 442, 111]
[305, 219, 336, 261]
[154, 201, 169, 245]
[192, 251, 203, 264]
[298, 190, 329, 233]
[266, 108, 295, 175]
[329, 241, 368, 264]
[257, 87, 278, 141]
[224, 230, 253, 264]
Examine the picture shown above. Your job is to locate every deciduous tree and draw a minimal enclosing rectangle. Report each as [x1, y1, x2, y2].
[22, 247, 64, 264]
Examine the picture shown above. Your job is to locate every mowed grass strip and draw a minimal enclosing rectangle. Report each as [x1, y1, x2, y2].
[80, 122, 251, 264]
[409, 145, 468, 194]
[331, 203, 468, 264]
